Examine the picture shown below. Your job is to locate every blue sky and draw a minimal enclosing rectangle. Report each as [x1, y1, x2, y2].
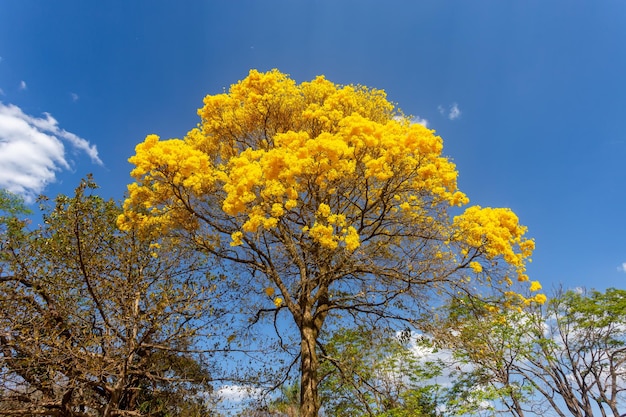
[1, 0, 625, 292]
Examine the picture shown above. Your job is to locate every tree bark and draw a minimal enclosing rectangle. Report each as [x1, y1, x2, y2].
[300, 317, 320, 417]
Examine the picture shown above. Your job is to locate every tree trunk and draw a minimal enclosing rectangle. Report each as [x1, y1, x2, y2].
[300, 319, 320, 417]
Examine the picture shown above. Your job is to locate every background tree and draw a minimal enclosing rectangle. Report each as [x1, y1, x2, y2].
[0, 190, 31, 245]
[428, 287, 626, 417]
[318, 325, 441, 417]
[118, 69, 538, 417]
[268, 382, 300, 417]
[424, 296, 535, 417]
[236, 382, 300, 417]
[0, 178, 218, 416]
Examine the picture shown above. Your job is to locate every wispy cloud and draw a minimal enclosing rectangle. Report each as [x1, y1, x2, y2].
[411, 115, 429, 127]
[0, 102, 102, 202]
[394, 115, 430, 128]
[439, 103, 462, 120]
[618, 262, 626, 273]
[70, 92, 79, 102]
[213, 384, 266, 416]
[449, 103, 461, 120]
[19, 80, 27, 90]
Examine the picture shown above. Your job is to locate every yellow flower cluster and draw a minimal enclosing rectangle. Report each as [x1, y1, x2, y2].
[453, 206, 535, 283]
[118, 134, 219, 235]
[119, 69, 469, 253]
[469, 261, 483, 273]
[304, 204, 360, 251]
[504, 291, 548, 308]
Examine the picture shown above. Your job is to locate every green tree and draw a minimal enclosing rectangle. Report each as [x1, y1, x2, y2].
[0, 178, 218, 416]
[269, 382, 300, 417]
[425, 297, 533, 416]
[0, 189, 30, 243]
[428, 288, 626, 417]
[319, 326, 441, 417]
[119, 69, 537, 417]
[238, 382, 300, 417]
[0, 190, 30, 217]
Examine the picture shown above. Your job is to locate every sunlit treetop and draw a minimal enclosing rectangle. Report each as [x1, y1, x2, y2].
[119, 69, 537, 300]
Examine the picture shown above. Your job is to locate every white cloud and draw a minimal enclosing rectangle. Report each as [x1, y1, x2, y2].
[411, 115, 429, 127]
[213, 384, 266, 416]
[19, 80, 27, 90]
[70, 92, 79, 102]
[0, 102, 102, 202]
[618, 263, 626, 273]
[394, 115, 430, 128]
[216, 384, 263, 402]
[449, 103, 461, 120]
[438, 103, 462, 120]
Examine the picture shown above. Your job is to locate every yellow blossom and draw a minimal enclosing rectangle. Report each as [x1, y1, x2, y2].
[453, 206, 534, 283]
[274, 297, 284, 307]
[344, 226, 360, 251]
[485, 305, 499, 313]
[230, 231, 244, 246]
[308, 223, 338, 249]
[529, 281, 542, 292]
[469, 261, 483, 273]
[271, 203, 285, 217]
[285, 199, 297, 210]
[120, 70, 474, 245]
[317, 203, 331, 218]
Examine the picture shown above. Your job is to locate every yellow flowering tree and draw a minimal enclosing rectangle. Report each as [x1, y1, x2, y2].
[119, 69, 539, 417]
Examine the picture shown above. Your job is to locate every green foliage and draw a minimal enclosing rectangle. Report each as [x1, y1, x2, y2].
[0, 189, 30, 246]
[426, 288, 626, 417]
[561, 287, 626, 329]
[318, 326, 441, 417]
[377, 389, 439, 417]
[0, 189, 30, 217]
[243, 382, 302, 417]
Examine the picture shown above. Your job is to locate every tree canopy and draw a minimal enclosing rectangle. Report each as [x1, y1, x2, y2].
[426, 287, 626, 417]
[0, 178, 217, 416]
[118, 69, 540, 417]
